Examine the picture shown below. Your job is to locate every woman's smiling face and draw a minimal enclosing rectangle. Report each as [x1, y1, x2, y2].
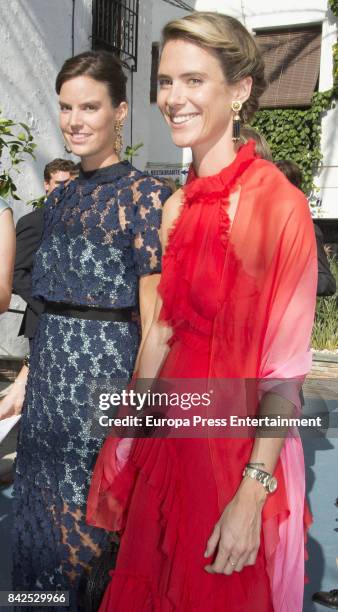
[157, 39, 237, 153]
[59, 75, 127, 167]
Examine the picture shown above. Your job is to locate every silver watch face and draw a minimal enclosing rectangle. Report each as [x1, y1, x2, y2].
[268, 477, 278, 493]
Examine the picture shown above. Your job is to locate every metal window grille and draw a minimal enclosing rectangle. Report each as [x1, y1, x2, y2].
[161, 0, 194, 9]
[92, 0, 139, 71]
[150, 43, 159, 103]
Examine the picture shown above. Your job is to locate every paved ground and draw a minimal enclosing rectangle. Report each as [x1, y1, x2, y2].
[0, 380, 337, 611]
[0, 485, 13, 598]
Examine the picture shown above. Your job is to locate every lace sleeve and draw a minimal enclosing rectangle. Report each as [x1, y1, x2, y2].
[131, 176, 172, 276]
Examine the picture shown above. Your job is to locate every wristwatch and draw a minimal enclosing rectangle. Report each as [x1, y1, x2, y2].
[242, 465, 278, 494]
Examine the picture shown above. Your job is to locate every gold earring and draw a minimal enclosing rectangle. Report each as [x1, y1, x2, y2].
[113, 121, 124, 156]
[231, 101, 242, 142]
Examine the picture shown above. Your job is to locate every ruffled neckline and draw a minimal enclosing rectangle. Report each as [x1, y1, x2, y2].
[78, 160, 134, 183]
[184, 141, 257, 202]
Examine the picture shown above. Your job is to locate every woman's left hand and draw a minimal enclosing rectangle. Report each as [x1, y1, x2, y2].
[204, 477, 267, 575]
[0, 381, 26, 420]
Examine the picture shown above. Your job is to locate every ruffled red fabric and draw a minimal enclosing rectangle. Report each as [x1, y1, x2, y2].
[158, 141, 257, 343]
[87, 141, 317, 611]
[98, 437, 275, 611]
[98, 438, 188, 611]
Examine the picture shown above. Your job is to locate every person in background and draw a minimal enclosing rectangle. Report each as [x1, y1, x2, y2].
[313, 588, 338, 609]
[0, 196, 15, 313]
[275, 160, 336, 297]
[312, 493, 338, 609]
[275, 159, 302, 189]
[239, 124, 273, 161]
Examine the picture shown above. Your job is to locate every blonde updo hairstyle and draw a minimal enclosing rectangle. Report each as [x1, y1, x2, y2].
[161, 12, 266, 123]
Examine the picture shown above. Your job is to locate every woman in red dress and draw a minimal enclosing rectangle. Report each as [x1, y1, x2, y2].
[87, 12, 317, 611]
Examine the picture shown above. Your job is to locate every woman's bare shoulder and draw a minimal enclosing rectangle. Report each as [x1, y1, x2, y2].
[162, 187, 184, 223]
[161, 188, 185, 249]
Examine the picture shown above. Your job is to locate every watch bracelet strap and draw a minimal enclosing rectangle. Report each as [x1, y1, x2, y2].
[246, 463, 271, 478]
[243, 465, 272, 491]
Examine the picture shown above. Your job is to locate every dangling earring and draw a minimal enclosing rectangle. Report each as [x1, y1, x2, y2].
[113, 121, 124, 157]
[231, 101, 242, 142]
[63, 139, 72, 154]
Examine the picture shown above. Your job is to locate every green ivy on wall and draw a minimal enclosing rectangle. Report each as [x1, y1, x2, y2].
[251, 91, 333, 195]
[251, 0, 338, 197]
[333, 41, 338, 96]
[329, 0, 338, 17]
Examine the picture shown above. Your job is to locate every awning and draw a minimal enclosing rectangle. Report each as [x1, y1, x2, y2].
[255, 26, 322, 108]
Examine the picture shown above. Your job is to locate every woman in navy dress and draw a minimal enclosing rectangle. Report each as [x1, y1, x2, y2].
[11, 50, 171, 610]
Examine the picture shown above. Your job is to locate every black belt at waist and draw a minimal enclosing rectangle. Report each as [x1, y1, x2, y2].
[45, 301, 134, 322]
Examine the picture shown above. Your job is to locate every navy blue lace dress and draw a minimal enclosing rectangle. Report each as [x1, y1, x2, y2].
[12, 161, 171, 610]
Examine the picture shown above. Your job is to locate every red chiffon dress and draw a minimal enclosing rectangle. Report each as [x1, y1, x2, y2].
[87, 142, 317, 611]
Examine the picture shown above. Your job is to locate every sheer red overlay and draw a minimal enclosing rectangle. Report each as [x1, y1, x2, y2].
[87, 142, 317, 611]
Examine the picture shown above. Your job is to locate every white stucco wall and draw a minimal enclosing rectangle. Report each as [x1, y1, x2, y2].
[0, 0, 92, 358]
[124, 0, 153, 171]
[316, 12, 338, 218]
[148, 0, 193, 175]
[0, 0, 92, 223]
[0, 0, 154, 357]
